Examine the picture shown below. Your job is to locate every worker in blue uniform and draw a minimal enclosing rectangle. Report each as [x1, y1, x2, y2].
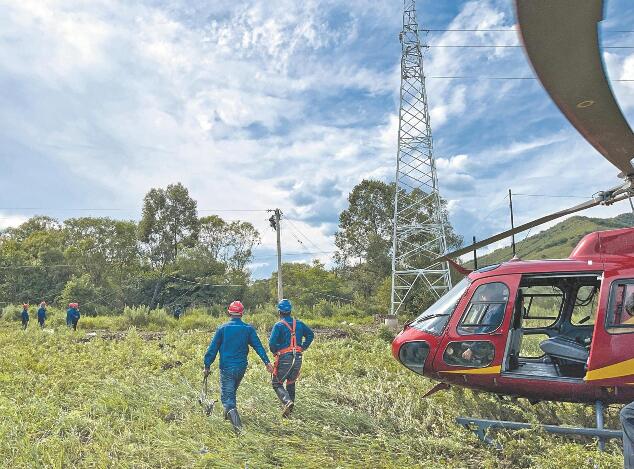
[21, 304, 29, 330]
[203, 300, 273, 433]
[37, 302, 47, 329]
[67, 303, 80, 330]
[269, 298, 314, 417]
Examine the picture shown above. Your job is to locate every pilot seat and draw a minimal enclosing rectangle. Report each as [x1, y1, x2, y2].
[540, 336, 589, 365]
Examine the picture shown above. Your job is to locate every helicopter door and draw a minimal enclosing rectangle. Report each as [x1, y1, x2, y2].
[434, 275, 519, 378]
[585, 278, 634, 386]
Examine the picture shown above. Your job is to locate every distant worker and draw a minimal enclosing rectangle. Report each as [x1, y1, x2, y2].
[21, 304, 29, 330]
[67, 303, 81, 330]
[173, 305, 183, 320]
[269, 299, 314, 417]
[203, 300, 273, 433]
[37, 302, 47, 329]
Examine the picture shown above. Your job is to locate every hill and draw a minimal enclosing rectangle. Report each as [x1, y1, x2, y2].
[468, 212, 634, 267]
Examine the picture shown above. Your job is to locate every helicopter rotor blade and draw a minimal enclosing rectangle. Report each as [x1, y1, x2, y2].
[516, 0, 634, 177]
[437, 193, 630, 262]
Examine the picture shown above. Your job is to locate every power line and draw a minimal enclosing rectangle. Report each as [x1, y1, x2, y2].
[285, 218, 328, 253]
[513, 193, 590, 199]
[419, 28, 634, 33]
[426, 44, 634, 49]
[0, 207, 269, 212]
[427, 76, 634, 82]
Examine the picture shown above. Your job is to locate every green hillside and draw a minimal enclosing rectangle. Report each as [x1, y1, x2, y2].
[469, 212, 634, 267]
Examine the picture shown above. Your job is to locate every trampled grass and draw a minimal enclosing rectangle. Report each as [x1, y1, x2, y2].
[0, 313, 625, 468]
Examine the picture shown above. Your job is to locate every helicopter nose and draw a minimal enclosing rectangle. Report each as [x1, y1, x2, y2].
[397, 341, 430, 376]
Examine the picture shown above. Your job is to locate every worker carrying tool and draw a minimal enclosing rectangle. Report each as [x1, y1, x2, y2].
[203, 300, 273, 434]
[268, 298, 314, 417]
[37, 302, 47, 329]
[21, 304, 29, 330]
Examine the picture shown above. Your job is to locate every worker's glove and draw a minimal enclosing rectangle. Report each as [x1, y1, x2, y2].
[203, 367, 210, 378]
[266, 363, 274, 374]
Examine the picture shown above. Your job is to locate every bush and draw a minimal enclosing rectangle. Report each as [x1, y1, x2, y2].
[1, 305, 21, 322]
[377, 325, 396, 343]
[122, 306, 171, 329]
[314, 300, 334, 317]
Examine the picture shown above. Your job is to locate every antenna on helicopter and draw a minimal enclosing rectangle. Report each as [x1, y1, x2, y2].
[472, 236, 478, 269]
[509, 189, 517, 258]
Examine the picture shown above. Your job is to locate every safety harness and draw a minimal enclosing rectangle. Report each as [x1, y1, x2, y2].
[273, 318, 303, 384]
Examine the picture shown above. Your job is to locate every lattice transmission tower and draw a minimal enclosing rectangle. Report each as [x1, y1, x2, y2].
[390, 0, 452, 317]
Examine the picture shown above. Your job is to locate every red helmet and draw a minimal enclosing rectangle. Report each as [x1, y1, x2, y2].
[22, 303, 29, 309]
[227, 301, 244, 316]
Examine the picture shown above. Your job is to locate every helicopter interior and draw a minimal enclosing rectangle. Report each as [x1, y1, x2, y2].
[502, 273, 602, 381]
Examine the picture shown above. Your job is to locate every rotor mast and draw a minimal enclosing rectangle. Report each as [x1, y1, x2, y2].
[390, 0, 452, 318]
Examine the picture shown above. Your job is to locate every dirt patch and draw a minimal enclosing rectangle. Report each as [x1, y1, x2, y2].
[161, 360, 183, 370]
[312, 327, 352, 339]
[78, 330, 166, 342]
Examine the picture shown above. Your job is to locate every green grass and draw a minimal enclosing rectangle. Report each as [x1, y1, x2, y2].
[0, 315, 625, 468]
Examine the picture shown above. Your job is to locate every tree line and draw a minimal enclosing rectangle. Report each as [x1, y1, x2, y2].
[0, 180, 461, 318]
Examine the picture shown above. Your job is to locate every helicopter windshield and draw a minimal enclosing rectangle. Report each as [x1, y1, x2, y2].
[409, 277, 471, 335]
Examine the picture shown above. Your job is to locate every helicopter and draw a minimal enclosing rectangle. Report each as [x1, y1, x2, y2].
[391, 0, 634, 447]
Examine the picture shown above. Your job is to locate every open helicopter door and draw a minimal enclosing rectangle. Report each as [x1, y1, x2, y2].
[585, 276, 634, 390]
[433, 274, 520, 387]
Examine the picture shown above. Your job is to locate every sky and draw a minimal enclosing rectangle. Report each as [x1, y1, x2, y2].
[0, 0, 633, 278]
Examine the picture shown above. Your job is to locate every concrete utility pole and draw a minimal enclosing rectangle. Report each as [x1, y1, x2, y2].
[269, 209, 284, 301]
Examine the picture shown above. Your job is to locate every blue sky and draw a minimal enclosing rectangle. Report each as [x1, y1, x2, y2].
[0, 0, 633, 278]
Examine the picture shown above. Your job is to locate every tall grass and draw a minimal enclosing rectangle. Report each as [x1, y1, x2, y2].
[0, 321, 624, 468]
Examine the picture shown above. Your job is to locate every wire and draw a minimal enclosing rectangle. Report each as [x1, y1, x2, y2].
[426, 45, 634, 49]
[419, 28, 634, 33]
[0, 207, 269, 213]
[513, 193, 590, 199]
[285, 218, 327, 253]
[427, 76, 634, 82]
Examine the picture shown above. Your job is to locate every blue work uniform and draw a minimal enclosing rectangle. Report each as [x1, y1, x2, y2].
[21, 309, 29, 329]
[67, 307, 80, 330]
[203, 317, 270, 412]
[269, 316, 314, 404]
[37, 307, 47, 327]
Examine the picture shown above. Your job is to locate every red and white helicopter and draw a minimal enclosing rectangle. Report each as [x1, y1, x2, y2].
[392, 0, 634, 448]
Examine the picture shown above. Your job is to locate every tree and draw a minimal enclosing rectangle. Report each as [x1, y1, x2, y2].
[271, 261, 351, 308]
[334, 179, 462, 313]
[138, 183, 200, 308]
[64, 217, 142, 308]
[198, 215, 260, 272]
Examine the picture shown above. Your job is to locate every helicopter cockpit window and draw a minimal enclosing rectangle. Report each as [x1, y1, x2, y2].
[409, 278, 471, 335]
[458, 282, 509, 335]
[607, 281, 634, 334]
[521, 285, 564, 329]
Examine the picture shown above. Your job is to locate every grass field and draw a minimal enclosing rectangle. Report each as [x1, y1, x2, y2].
[0, 309, 625, 468]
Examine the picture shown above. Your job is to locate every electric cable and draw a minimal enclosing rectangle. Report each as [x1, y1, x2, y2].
[419, 28, 634, 33]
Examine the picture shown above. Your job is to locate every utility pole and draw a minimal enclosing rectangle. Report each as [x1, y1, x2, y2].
[269, 209, 283, 301]
[389, 0, 452, 325]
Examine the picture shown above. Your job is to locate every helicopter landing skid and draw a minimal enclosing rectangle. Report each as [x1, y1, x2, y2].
[456, 417, 622, 452]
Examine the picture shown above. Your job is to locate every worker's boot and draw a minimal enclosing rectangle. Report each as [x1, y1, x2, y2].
[274, 386, 294, 417]
[227, 408, 242, 434]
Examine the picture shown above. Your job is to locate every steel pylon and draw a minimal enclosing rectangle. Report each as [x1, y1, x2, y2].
[390, 0, 452, 317]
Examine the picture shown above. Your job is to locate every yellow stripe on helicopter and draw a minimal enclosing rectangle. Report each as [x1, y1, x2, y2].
[585, 358, 634, 382]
